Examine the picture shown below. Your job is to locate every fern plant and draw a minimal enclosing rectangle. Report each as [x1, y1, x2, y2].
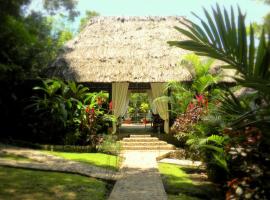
[187, 133, 229, 172]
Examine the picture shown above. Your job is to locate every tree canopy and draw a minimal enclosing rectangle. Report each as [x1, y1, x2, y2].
[79, 10, 100, 32]
[0, 0, 78, 80]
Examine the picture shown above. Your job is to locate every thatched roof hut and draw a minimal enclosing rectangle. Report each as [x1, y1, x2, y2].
[51, 16, 191, 82]
[49, 16, 238, 133]
[50, 16, 236, 83]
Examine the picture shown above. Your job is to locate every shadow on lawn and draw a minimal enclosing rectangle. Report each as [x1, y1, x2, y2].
[0, 166, 113, 200]
[160, 165, 224, 200]
[71, 158, 119, 171]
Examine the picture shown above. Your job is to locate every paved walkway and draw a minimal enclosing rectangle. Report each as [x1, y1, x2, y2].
[108, 151, 168, 200]
[1, 147, 173, 200]
[0, 147, 120, 181]
[159, 158, 204, 167]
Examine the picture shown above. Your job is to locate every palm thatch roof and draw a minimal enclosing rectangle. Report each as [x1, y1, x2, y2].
[50, 16, 236, 83]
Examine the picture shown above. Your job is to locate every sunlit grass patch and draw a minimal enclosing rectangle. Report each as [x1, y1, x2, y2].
[44, 151, 121, 171]
[0, 166, 110, 200]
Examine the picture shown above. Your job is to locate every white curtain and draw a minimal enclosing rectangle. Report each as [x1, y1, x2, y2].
[146, 89, 157, 114]
[112, 82, 129, 133]
[124, 91, 131, 114]
[150, 83, 169, 133]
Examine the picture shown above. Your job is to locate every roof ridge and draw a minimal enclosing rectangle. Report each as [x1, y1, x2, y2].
[89, 16, 186, 23]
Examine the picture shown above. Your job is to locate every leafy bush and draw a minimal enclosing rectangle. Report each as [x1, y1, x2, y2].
[169, 4, 270, 199]
[26, 78, 115, 146]
[169, 55, 222, 144]
[140, 102, 150, 113]
[97, 135, 121, 155]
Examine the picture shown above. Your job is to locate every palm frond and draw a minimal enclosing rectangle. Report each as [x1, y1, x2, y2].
[168, 4, 270, 97]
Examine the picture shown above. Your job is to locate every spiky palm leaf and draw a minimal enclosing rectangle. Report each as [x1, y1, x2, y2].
[168, 4, 270, 99]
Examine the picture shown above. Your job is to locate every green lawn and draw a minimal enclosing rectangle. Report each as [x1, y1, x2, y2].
[0, 151, 31, 162]
[158, 163, 222, 200]
[44, 151, 120, 171]
[0, 166, 111, 200]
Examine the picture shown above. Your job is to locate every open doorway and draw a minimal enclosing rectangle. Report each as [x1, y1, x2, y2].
[124, 93, 150, 124]
[119, 92, 152, 133]
[118, 92, 164, 134]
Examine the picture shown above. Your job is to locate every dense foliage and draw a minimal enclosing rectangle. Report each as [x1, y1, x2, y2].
[126, 93, 150, 122]
[26, 79, 114, 147]
[0, 0, 77, 80]
[168, 55, 221, 142]
[0, 1, 78, 143]
[169, 4, 270, 199]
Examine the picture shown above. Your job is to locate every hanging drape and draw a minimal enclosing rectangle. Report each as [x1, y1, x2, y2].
[124, 91, 131, 114]
[146, 89, 157, 114]
[150, 83, 169, 133]
[112, 82, 129, 133]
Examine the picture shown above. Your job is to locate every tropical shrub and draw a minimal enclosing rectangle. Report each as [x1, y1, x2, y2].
[97, 134, 121, 155]
[169, 4, 270, 199]
[127, 93, 150, 122]
[169, 55, 221, 142]
[140, 102, 150, 113]
[27, 78, 115, 147]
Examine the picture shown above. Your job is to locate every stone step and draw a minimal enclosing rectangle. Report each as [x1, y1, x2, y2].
[129, 134, 151, 138]
[120, 141, 167, 146]
[122, 145, 175, 150]
[123, 137, 159, 142]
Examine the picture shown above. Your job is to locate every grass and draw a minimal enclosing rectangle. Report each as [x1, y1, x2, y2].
[0, 152, 31, 162]
[167, 194, 201, 200]
[0, 166, 111, 200]
[158, 163, 222, 200]
[44, 151, 120, 171]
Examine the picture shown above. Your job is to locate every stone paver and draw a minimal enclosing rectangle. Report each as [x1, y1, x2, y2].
[0, 147, 120, 181]
[1, 136, 175, 200]
[159, 158, 204, 167]
[108, 151, 168, 200]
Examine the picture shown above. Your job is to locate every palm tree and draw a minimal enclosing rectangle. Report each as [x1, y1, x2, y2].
[168, 5, 270, 198]
[168, 4, 270, 129]
[168, 4, 270, 100]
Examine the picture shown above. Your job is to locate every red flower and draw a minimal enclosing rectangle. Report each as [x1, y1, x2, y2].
[227, 178, 239, 187]
[85, 106, 90, 113]
[90, 108, 95, 114]
[143, 118, 147, 124]
[196, 94, 204, 104]
[188, 102, 195, 110]
[109, 101, 113, 111]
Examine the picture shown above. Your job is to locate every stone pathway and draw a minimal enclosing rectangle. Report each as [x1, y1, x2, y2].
[0, 147, 120, 181]
[159, 158, 204, 167]
[108, 151, 168, 200]
[1, 136, 178, 200]
[108, 134, 179, 200]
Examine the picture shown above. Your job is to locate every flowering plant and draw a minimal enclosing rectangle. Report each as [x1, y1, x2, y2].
[171, 94, 208, 136]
